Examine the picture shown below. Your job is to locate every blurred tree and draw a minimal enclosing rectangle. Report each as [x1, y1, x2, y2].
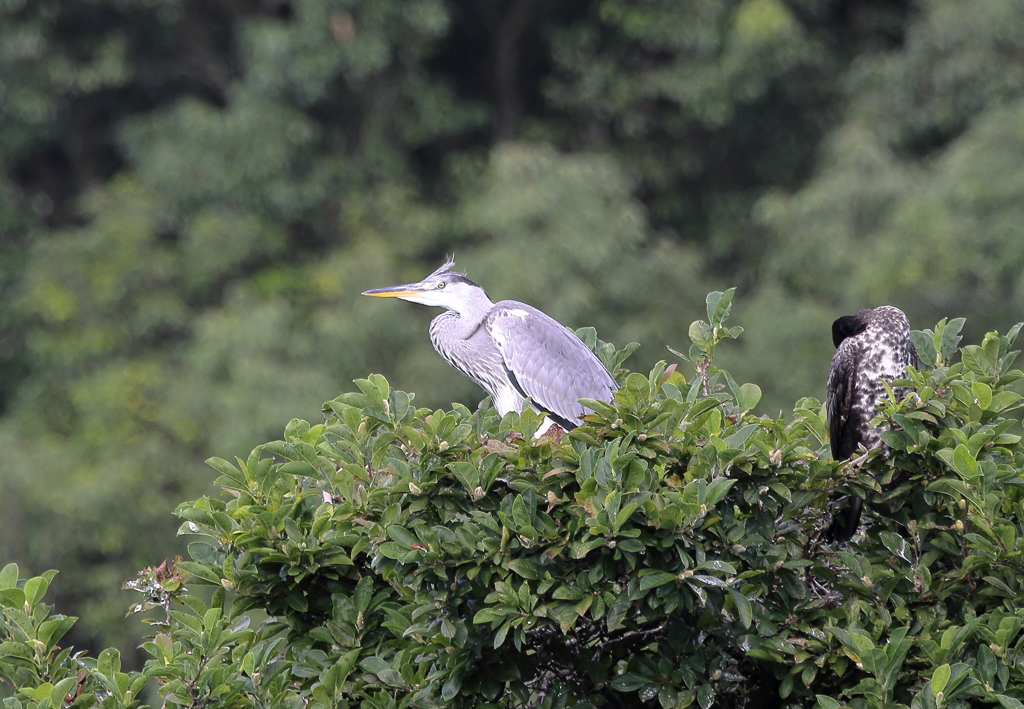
[0, 0, 271, 652]
[3, 0, 1024, 667]
[0, 0, 261, 343]
[748, 0, 1024, 408]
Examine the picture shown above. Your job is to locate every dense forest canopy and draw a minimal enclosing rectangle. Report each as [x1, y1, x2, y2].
[2, 0, 1024, 659]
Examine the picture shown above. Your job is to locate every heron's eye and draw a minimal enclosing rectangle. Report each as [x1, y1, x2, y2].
[437, 282, 446, 289]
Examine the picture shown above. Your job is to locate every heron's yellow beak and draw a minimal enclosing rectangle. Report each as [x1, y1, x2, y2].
[361, 284, 426, 298]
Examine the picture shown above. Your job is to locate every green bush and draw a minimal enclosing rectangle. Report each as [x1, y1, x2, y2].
[3, 292, 1024, 709]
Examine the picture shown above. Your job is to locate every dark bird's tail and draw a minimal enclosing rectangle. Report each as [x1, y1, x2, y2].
[826, 496, 863, 544]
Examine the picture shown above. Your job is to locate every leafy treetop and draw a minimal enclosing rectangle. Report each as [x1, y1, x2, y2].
[3, 292, 1024, 709]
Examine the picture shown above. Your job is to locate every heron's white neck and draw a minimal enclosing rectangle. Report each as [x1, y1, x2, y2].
[435, 287, 494, 335]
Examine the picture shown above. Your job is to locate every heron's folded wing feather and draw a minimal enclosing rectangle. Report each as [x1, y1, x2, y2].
[486, 303, 616, 425]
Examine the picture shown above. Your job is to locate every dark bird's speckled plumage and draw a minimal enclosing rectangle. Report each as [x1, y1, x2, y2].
[825, 306, 917, 543]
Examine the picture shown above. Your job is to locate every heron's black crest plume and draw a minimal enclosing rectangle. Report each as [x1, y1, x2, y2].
[427, 258, 479, 288]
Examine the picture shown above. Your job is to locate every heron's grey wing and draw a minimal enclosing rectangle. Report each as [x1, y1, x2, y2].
[486, 302, 617, 425]
[826, 341, 859, 460]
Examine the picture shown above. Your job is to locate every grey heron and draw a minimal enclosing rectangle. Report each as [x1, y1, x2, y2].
[825, 305, 917, 543]
[362, 259, 617, 431]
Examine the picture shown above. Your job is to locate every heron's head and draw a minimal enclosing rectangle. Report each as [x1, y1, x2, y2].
[362, 259, 489, 312]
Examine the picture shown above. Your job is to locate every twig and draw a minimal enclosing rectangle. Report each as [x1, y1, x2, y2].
[598, 623, 665, 653]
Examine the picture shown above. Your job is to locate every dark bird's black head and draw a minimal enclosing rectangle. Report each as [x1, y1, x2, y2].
[831, 310, 872, 348]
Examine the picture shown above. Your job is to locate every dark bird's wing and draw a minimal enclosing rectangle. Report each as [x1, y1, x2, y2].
[486, 302, 617, 429]
[825, 338, 866, 543]
[907, 340, 919, 371]
[826, 340, 861, 461]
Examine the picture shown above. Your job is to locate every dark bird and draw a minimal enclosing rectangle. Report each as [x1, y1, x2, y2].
[362, 259, 617, 433]
[825, 305, 917, 543]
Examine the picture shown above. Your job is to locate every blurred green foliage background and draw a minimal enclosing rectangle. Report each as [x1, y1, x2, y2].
[2, 0, 1024, 663]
